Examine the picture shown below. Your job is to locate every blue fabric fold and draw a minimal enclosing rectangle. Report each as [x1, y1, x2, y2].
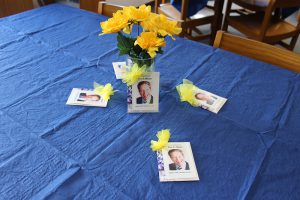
[0, 3, 299, 200]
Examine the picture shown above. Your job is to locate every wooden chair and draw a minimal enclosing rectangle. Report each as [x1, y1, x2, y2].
[0, 0, 34, 17]
[98, 1, 123, 17]
[33, 0, 54, 8]
[155, 0, 224, 44]
[81, 0, 102, 13]
[213, 31, 300, 73]
[106, 0, 155, 7]
[81, 0, 154, 13]
[223, 0, 300, 50]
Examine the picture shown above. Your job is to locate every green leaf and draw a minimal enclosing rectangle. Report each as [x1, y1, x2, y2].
[139, 51, 150, 59]
[157, 48, 164, 54]
[131, 44, 142, 57]
[117, 33, 136, 56]
[118, 46, 130, 55]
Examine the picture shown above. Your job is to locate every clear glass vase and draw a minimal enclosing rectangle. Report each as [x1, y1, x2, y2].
[127, 56, 155, 72]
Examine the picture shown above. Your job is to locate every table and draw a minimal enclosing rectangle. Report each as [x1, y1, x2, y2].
[0, 4, 299, 199]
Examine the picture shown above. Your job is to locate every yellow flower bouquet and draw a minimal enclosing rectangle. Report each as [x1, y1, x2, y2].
[100, 5, 182, 69]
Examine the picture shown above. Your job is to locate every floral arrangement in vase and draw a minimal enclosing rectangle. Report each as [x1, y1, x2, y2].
[99, 5, 182, 74]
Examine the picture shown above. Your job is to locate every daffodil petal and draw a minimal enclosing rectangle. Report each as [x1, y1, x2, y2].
[94, 82, 116, 101]
[176, 79, 200, 107]
[99, 10, 129, 35]
[150, 129, 171, 151]
[135, 32, 165, 58]
[122, 64, 148, 86]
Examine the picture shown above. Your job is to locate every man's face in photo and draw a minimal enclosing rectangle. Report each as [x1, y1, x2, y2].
[139, 83, 151, 101]
[170, 150, 185, 166]
[85, 95, 100, 101]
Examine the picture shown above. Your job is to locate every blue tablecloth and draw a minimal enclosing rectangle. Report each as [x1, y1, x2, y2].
[0, 4, 299, 200]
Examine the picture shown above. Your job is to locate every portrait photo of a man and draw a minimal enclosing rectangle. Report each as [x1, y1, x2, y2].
[136, 81, 153, 104]
[77, 93, 101, 102]
[168, 149, 190, 171]
[195, 92, 215, 105]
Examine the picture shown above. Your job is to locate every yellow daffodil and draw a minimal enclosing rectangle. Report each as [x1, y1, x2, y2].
[94, 82, 117, 101]
[141, 14, 182, 39]
[156, 14, 182, 38]
[176, 79, 199, 107]
[100, 10, 129, 35]
[135, 32, 165, 58]
[122, 64, 148, 86]
[140, 13, 156, 32]
[123, 5, 151, 23]
[141, 13, 157, 30]
[150, 129, 171, 151]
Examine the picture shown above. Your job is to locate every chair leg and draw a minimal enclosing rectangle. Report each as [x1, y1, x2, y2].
[179, 30, 185, 38]
[187, 27, 192, 35]
[193, 27, 203, 35]
[209, 0, 225, 45]
[209, 23, 215, 45]
[154, 0, 158, 13]
[222, 0, 232, 31]
[289, 34, 299, 51]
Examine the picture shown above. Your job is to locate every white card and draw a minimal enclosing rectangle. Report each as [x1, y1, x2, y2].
[194, 89, 227, 114]
[127, 72, 160, 113]
[66, 88, 107, 107]
[157, 142, 199, 182]
[112, 62, 126, 79]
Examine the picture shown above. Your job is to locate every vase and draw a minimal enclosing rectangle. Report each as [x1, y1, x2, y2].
[127, 56, 155, 72]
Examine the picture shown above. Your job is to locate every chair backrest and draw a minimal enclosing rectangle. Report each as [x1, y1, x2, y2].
[98, 1, 123, 17]
[213, 31, 300, 73]
[155, 0, 217, 26]
[32, 0, 54, 8]
[233, 0, 300, 10]
[274, 0, 300, 9]
[155, 0, 190, 20]
[0, 0, 34, 17]
[180, 0, 188, 20]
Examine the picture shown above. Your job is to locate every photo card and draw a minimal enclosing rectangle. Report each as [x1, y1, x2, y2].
[66, 88, 107, 107]
[112, 62, 126, 79]
[128, 72, 160, 113]
[194, 88, 227, 114]
[157, 142, 199, 182]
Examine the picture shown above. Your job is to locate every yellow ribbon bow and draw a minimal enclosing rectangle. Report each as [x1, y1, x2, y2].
[122, 63, 148, 86]
[94, 82, 117, 101]
[176, 79, 200, 107]
[150, 129, 171, 151]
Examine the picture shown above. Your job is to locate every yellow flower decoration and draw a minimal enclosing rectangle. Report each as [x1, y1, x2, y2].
[122, 64, 148, 86]
[94, 82, 117, 101]
[123, 4, 151, 23]
[150, 129, 171, 151]
[176, 79, 200, 107]
[141, 14, 182, 39]
[140, 13, 157, 31]
[135, 32, 165, 58]
[100, 10, 129, 35]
